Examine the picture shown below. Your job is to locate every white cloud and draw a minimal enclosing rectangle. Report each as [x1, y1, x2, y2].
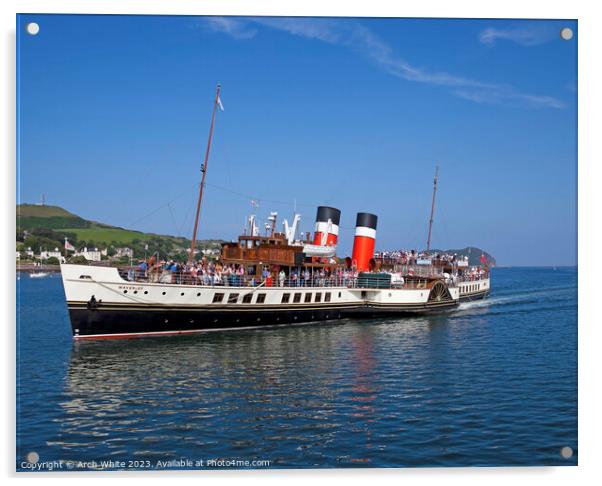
[202, 17, 565, 109]
[479, 24, 557, 47]
[205, 17, 257, 40]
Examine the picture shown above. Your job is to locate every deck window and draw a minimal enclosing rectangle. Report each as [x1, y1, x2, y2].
[242, 293, 252, 303]
[256, 293, 266, 304]
[293, 293, 302, 303]
[281, 293, 290, 304]
[315, 293, 322, 303]
[325, 292, 331, 302]
[304, 293, 312, 303]
[228, 293, 239, 304]
[212, 293, 224, 303]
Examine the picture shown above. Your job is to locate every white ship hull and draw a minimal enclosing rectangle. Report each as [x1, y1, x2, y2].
[59, 264, 476, 339]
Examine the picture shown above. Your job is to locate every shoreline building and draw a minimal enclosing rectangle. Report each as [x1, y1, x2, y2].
[39, 247, 65, 263]
[75, 247, 102, 262]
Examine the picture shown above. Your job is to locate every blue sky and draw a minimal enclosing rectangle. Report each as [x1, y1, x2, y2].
[17, 15, 577, 266]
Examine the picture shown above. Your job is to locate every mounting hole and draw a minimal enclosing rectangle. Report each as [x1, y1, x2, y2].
[26, 22, 40, 36]
[560, 446, 573, 459]
[560, 27, 573, 41]
[26, 451, 39, 464]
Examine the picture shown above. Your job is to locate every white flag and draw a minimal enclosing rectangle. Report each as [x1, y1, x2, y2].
[217, 96, 224, 111]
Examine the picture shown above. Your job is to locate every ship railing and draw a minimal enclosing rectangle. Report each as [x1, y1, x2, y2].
[119, 270, 450, 290]
[454, 273, 489, 283]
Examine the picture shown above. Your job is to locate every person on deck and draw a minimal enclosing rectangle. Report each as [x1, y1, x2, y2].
[138, 260, 148, 279]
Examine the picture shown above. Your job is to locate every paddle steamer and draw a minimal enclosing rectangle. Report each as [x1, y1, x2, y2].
[60, 85, 489, 339]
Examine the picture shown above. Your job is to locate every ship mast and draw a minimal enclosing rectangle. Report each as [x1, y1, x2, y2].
[189, 84, 222, 264]
[426, 165, 439, 254]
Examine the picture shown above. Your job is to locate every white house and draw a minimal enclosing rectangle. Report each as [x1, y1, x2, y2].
[75, 247, 102, 262]
[115, 247, 134, 258]
[39, 248, 66, 263]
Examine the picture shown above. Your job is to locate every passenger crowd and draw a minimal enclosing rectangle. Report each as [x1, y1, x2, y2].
[123, 250, 489, 288]
[125, 257, 359, 288]
[374, 249, 471, 265]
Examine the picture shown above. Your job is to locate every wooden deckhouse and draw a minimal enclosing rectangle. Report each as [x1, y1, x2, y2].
[220, 233, 336, 278]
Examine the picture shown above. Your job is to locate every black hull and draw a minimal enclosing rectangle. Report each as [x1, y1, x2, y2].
[68, 300, 459, 339]
[459, 290, 490, 302]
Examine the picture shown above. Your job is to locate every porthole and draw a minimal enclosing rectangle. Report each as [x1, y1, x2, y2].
[133, 290, 138, 294]
[164, 319, 168, 323]
[162, 291, 166, 295]
[197, 292, 201, 297]
[180, 292, 185, 296]
[144, 290, 148, 295]
[123, 290, 128, 294]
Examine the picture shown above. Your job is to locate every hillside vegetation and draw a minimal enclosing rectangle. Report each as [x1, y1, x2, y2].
[17, 204, 90, 229]
[16, 204, 224, 261]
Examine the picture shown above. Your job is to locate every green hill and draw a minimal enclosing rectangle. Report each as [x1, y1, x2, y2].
[17, 204, 90, 229]
[16, 204, 224, 261]
[17, 204, 179, 245]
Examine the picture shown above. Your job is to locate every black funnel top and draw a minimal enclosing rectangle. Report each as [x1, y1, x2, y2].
[356, 212, 378, 229]
[316, 206, 341, 225]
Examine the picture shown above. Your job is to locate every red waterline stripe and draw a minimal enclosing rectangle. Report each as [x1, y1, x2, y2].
[73, 321, 319, 340]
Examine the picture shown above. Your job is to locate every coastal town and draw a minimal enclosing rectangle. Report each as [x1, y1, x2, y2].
[16, 233, 221, 268]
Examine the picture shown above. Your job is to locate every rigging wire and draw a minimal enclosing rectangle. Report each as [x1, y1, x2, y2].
[127, 184, 197, 229]
[127, 180, 320, 235]
[167, 202, 181, 237]
[204, 182, 316, 208]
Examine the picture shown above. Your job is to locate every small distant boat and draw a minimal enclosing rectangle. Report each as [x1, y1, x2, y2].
[30, 258, 50, 278]
[30, 271, 50, 279]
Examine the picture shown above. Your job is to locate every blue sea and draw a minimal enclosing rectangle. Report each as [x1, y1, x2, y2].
[16, 267, 577, 470]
